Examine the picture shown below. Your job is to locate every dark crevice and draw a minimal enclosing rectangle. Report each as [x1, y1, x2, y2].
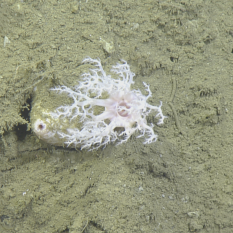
[15, 96, 32, 141]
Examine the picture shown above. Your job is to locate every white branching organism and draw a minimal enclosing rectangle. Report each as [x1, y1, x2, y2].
[31, 57, 166, 150]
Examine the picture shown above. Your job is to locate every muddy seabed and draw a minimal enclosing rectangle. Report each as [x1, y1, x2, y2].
[1, 0, 233, 232]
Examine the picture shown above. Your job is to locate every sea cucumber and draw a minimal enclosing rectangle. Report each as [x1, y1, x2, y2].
[30, 57, 166, 150]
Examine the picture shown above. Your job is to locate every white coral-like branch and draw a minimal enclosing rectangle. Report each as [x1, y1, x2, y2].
[33, 57, 166, 150]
